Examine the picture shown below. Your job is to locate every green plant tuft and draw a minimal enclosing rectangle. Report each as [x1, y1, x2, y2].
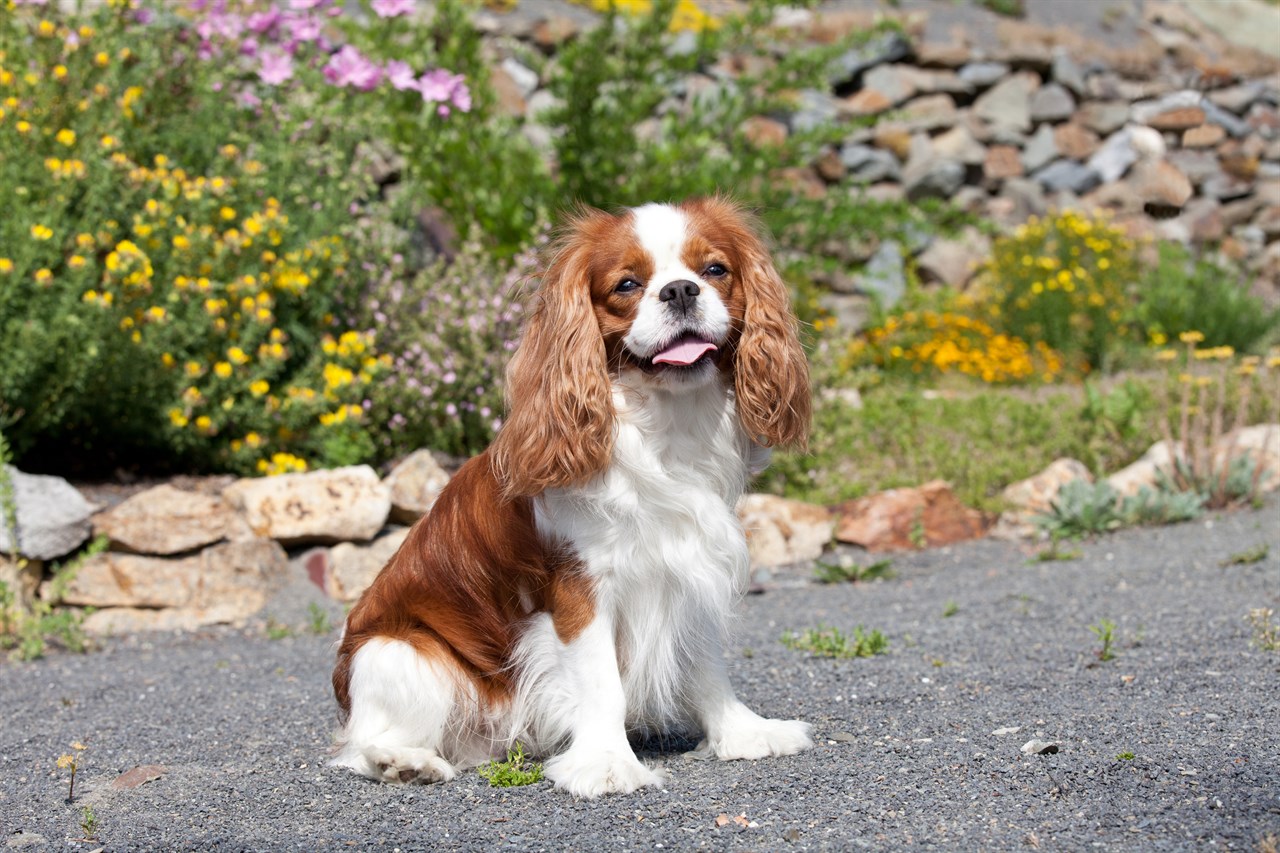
[1089, 618, 1117, 662]
[813, 557, 894, 584]
[781, 624, 888, 659]
[478, 743, 544, 788]
[1222, 544, 1270, 567]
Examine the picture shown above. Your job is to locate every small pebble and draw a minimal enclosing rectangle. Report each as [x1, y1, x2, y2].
[1021, 739, 1061, 755]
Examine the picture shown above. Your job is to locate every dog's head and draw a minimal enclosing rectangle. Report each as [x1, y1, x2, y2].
[491, 197, 810, 498]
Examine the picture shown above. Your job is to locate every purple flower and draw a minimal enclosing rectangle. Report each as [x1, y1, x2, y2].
[284, 13, 322, 44]
[290, 0, 325, 9]
[258, 51, 295, 86]
[246, 10, 281, 34]
[238, 88, 262, 109]
[385, 60, 417, 91]
[323, 45, 382, 91]
[371, 0, 415, 17]
[417, 69, 471, 114]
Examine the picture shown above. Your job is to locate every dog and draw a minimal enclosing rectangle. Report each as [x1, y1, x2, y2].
[331, 197, 813, 797]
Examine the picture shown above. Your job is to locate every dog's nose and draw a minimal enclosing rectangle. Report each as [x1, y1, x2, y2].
[659, 279, 700, 314]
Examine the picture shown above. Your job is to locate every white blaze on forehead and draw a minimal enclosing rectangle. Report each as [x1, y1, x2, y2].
[630, 203, 692, 282]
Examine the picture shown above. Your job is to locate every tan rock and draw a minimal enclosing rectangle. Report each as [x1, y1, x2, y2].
[1213, 424, 1280, 493]
[92, 484, 250, 556]
[1107, 440, 1183, 498]
[737, 494, 834, 569]
[0, 554, 43, 608]
[324, 527, 411, 602]
[834, 481, 989, 552]
[1146, 106, 1207, 131]
[915, 228, 990, 288]
[739, 116, 788, 148]
[384, 451, 451, 525]
[1182, 124, 1226, 148]
[223, 465, 391, 545]
[531, 15, 578, 52]
[984, 145, 1024, 182]
[991, 459, 1093, 540]
[1053, 123, 1101, 160]
[1131, 159, 1194, 209]
[814, 149, 847, 183]
[843, 88, 893, 116]
[872, 126, 913, 161]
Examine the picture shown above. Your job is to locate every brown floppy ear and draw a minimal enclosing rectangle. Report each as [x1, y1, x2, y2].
[730, 212, 811, 450]
[490, 220, 615, 499]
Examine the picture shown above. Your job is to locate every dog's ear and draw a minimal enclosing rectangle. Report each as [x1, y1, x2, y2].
[490, 215, 615, 499]
[715, 203, 811, 450]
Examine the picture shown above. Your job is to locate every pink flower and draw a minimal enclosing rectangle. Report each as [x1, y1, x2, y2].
[290, 0, 325, 9]
[384, 60, 417, 91]
[417, 69, 470, 113]
[371, 0, 415, 17]
[258, 51, 294, 86]
[13, 0, 50, 6]
[323, 45, 382, 91]
[246, 10, 281, 34]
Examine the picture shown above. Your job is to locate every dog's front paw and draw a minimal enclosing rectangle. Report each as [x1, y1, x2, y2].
[363, 746, 456, 784]
[697, 717, 813, 761]
[544, 748, 664, 798]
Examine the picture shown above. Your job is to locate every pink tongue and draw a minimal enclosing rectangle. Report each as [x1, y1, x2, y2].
[652, 338, 717, 366]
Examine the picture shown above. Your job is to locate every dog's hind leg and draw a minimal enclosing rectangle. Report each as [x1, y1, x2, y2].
[331, 637, 469, 784]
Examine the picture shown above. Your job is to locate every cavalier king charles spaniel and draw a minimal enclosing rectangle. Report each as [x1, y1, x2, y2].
[332, 197, 813, 797]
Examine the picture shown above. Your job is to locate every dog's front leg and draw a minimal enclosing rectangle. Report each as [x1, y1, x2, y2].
[542, 612, 664, 797]
[689, 635, 813, 761]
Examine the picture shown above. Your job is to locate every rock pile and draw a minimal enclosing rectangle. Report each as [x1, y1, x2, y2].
[481, 1, 1280, 324]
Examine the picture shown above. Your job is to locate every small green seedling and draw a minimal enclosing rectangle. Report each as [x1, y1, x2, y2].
[1246, 608, 1279, 651]
[56, 742, 87, 802]
[80, 805, 98, 840]
[908, 511, 927, 550]
[1089, 618, 1117, 662]
[307, 603, 331, 635]
[942, 600, 959, 618]
[1222, 544, 1269, 567]
[813, 557, 894, 585]
[478, 743, 544, 788]
[781, 625, 888, 659]
[264, 617, 292, 640]
[1115, 751, 1135, 761]
[1032, 533, 1083, 563]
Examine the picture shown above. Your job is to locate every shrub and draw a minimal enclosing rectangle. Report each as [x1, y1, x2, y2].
[1134, 243, 1280, 353]
[975, 211, 1139, 373]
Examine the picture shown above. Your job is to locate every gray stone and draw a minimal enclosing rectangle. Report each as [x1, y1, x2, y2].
[1000, 178, 1049, 221]
[1021, 124, 1060, 173]
[1208, 83, 1265, 115]
[790, 89, 840, 133]
[1130, 90, 1204, 125]
[903, 134, 965, 202]
[839, 143, 901, 183]
[1167, 148, 1223, 186]
[0, 466, 93, 561]
[1202, 173, 1255, 202]
[915, 229, 990, 288]
[1032, 160, 1102, 194]
[525, 89, 562, 119]
[931, 123, 986, 166]
[498, 57, 539, 99]
[1021, 739, 1061, 756]
[897, 93, 959, 132]
[973, 72, 1039, 133]
[861, 63, 919, 107]
[1030, 83, 1075, 124]
[858, 240, 907, 309]
[958, 61, 1010, 89]
[1051, 49, 1086, 96]
[1077, 101, 1131, 135]
[829, 30, 913, 87]
[818, 292, 871, 332]
[1202, 100, 1252, 138]
[1088, 128, 1140, 183]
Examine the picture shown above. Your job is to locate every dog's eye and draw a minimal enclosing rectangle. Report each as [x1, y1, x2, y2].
[703, 263, 728, 278]
[615, 278, 642, 294]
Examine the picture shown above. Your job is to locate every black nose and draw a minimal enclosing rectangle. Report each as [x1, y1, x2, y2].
[659, 279, 700, 314]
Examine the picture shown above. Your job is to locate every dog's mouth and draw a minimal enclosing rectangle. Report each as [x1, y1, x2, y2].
[636, 333, 719, 374]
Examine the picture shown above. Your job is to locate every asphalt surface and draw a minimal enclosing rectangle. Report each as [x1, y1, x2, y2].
[2, 496, 1278, 851]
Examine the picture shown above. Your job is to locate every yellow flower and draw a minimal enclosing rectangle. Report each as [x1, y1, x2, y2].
[30, 224, 53, 241]
[0, 259, 13, 274]
[95, 51, 110, 68]
[53, 64, 68, 81]
[57, 755, 74, 770]
[214, 362, 232, 378]
[37, 20, 56, 37]
[67, 255, 87, 269]
[146, 306, 166, 321]
[227, 346, 249, 365]
[56, 128, 76, 147]
[34, 268, 52, 284]
[1155, 349, 1177, 362]
[1179, 330, 1205, 344]
[249, 379, 269, 397]
[245, 431, 262, 448]
[161, 352, 175, 367]
[15, 119, 31, 134]
[220, 206, 236, 221]
[185, 362, 202, 377]
[173, 234, 190, 250]
[195, 415, 213, 433]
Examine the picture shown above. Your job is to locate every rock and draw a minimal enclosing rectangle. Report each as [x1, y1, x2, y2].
[814, 148, 847, 182]
[1256, 205, 1280, 240]
[525, 89, 562, 120]
[383, 450, 451, 525]
[834, 480, 989, 552]
[1051, 49, 1086, 96]
[839, 143, 901, 183]
[1180, 197, 1225, 243]
[861, 63, 920, 107]
[1076, 101, 1131, 135]
[0, 554, 43, 607]
[1054, 123, 1101, 160]
[531, 15, 579, 53]
[897, 93, 959, 132]
[739, 115, 788, 148]
[1021, 739, 1061, 755]
[828, 30, 913, 87]
[790, 89, 840, 133]
[916, 42, 973, 69]
[489, 65, 528, 117]
[1208, 83, 1265, 115]
[872, 126, 913, 160]
[1183, 124, 1226, 148]
[932, 124, 987, 166]
[903, 134, 966, 201]
[67, 539, 288, 633]
[737, 494, 835, 569]
[1088, 128, 1146, 183]
[499, 57, 538, 99]
[1202, 172, 1255, 201]
[91, 484, 249, 556]
[1202, 101, 1253, 138]
[999, 178, 1049, 222]
[323, 526, 411, 602]
[1167, 148, 1223, 186]
[1130, 90, 1204, 125]
[858, 239, 908, 309]
[1131, 159, 1194, 209]
[1146, 106, 1207, 132]
[0, 467, 93, 561]
[1032, 160, 1102, 194]
[915, 228, 990, 287]
[222, 465, 391, 546]
[1107, 440, 1184, 497]
[1213, 424, 1280, 493]
[984, 144, 1024, 183]
[973, 71, 1039, 133]
[991, 458, 1093, 540]
[958, 61, 1010, 89]
[1030, 83, 1076, 124]
[1022, 125, 1059, 173]
[842, 88, 892, 116]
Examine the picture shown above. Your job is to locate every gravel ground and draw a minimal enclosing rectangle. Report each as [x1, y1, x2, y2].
[2, 499, 1278, 852]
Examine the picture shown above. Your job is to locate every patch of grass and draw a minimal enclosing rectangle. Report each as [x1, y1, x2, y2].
[977, 0, 1025, 17]
[1036, 480, 1124, 539]
[1116, 751, 1135, 761]
[263, 617, 292, 641]
[1032, 534, 1083, 563]
[80, 805, 98, 840]
[781, 624, 888, 659]
[813, 557, 894, 584]
[1, 536, 103, 661]
[306, 602, 332, 635]
[942, 600, 959, 618]
[478, 743, 544, 788]
[1222, 544, 1270, 567]
[1246, 608, 1279, 651]
[1089, 618, 1117, 662]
